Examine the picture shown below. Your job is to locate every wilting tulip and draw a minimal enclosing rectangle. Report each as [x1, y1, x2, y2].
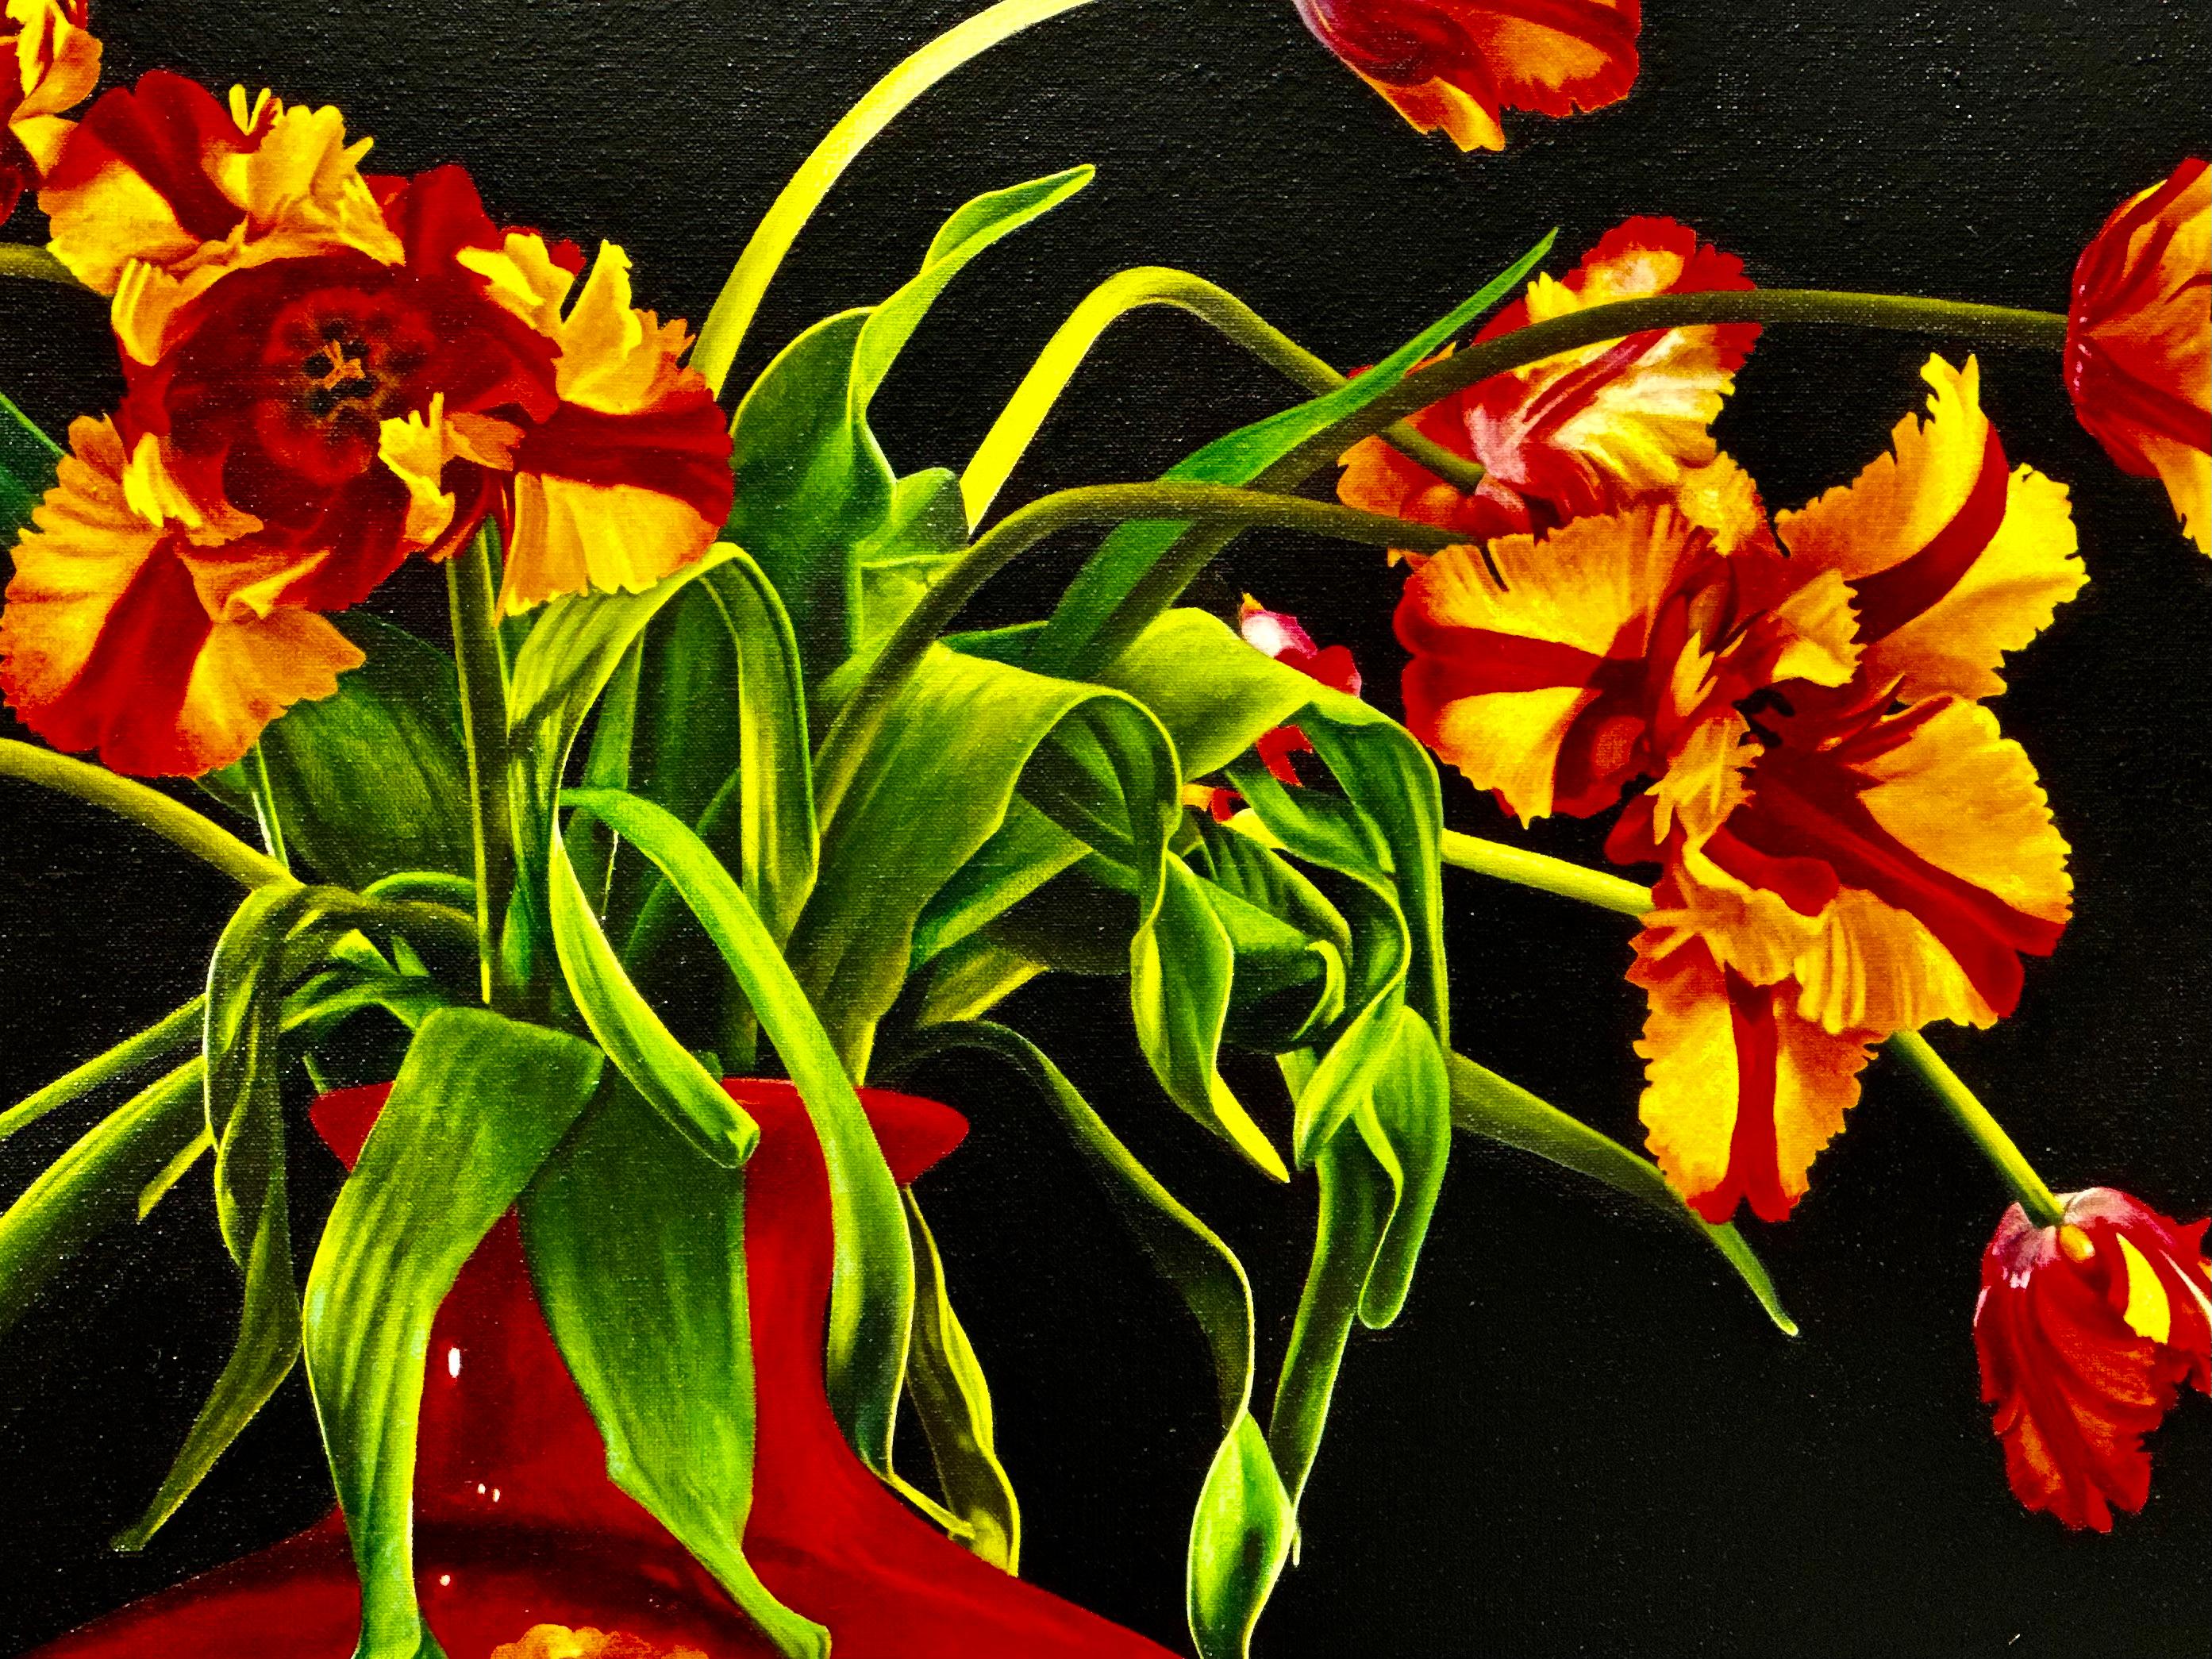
[30, 1084, 1174, 1658]
[1975, 1187, 2211, 1530]
[1292, 0, 1639, 153]
[2064, 157, 2210, 554]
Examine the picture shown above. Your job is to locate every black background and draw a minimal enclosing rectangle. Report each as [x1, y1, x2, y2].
[2, 1, 2209, 1653]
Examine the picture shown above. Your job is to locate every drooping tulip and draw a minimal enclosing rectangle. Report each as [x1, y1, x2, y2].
[1975, 1187, 2211, 1530]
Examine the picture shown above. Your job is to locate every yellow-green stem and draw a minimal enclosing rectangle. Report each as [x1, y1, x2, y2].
[689, 0, 1092, 399]
[446, 527, 515, 1010]
[0, 739, 292, 890]
[1886, 1030, 2066, 1226]
[960, 265, 1484, 527]
[1440, 827, 2068, 1220]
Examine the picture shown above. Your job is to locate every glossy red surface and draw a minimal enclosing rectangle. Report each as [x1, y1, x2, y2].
[35, 1080, 1178, 1658]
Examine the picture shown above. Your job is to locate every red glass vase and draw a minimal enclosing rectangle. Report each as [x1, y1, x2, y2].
[33, 1080, 1177, 1659]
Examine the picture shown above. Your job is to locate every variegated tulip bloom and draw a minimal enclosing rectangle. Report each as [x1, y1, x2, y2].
[1393, 354, 2083, 1222]
[1, 71, 731, 776]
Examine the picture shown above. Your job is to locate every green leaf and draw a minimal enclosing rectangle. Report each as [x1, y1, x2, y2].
[1187, 1411, 1295, 1659]
[908, 1021, 1254, 1424]
[689, 0, 1096, 395]
[1133, 857, 1287, 1179]
[507, 545, 805, 996]
[1094, 610, 1313, 783]
[548, 826, 759, 1168]
[302, 1007, 603, 1659]
[0, 391, 61, 545]
[856, 468, 969, 646]
[558, 788, 913, 1476]
[1349, 1008, 1450, 1330]
[1268, 1122, 1395, 1517]
[1024, 233, 1556, 678]
[202, 617, 472, 888]
[902, 1188, 1020, 1572]
[789, 643, 1168, 1077]
[909, 933, 1045, 1028]
[1447, 1050, 1797, 1336]
[521, 1077, 829, 1659]
[1190, 869, 1345, 1054]
[903, 1021, 1280, 1659]
[725, 167, 1093, 682]
[115, 883, 363, 1549]
[1, 996, 203, 1141]
[619, 549, 819, 1052]
[0, 1060, 202, 1340]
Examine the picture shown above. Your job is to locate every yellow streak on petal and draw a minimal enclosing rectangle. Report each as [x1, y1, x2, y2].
[457, 232, 578, 335]
[0, 417, 163, 711]
[1791, 888, 1994, 1037]
[177, 607, 363, 773]
[550, 241, 697, 414]
[1853, 698, 2072, 930]
[120, 433, 260, 544]
[500, 474, 713, 614]
[2115, 1233, 2173, 1345]
[1357, 70, 1504, 152]
[1766, 568, 1860, 688]
[1433, 683, 1594, 824]
[1779, 355, 2085, 700]
[1631, 935, 1741, 1207]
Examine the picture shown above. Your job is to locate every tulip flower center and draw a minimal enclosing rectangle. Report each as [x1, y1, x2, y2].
[253, 283, 436, 487]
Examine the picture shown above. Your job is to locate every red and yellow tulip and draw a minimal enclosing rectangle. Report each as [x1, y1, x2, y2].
[1293, 0, 1640, 153]
[0, 0, 97, 225]
[3, 72, 732, 776]
[2064, 157, 2210, 555]
[1976, 1187, 2211, 1531]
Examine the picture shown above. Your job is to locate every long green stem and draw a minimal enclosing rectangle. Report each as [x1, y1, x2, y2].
[1260, 287, 2068, 490]
[1440, 826, 2068, 1218]
[0, 739, 292, 889]
[1068, 287, 2070, 675]
[445, 527, 515, 1010]
[0, 245, 85, 287]
[688, 0, 1092, 398]
[1441, 829, 1651, 916]
[1886, 1030, 2066, 1226]
[960, 266, 1484, 526]
[0, 996, 206, 1141]
[810, 483, 1465, 828]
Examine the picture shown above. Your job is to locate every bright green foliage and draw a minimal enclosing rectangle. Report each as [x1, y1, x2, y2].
[903, 1022, 1282, 1659]
[522, 1079, 829, 1658]
[1448, 1051, 1797, 1335]
[548, 827, 759, 1166]
[115, 884, 348, 1549]
[725, 167, 1092, 682]
[1187, 1413, 1296, 1659]
[302, 1008, 603, 1659]
[0, 1060, 202, 1340]
[902, 1188, 1021, 1572]
[203, 618, 473, 888]
[557, 788, 913, 1479]
[1023, 233, 1556, 678]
